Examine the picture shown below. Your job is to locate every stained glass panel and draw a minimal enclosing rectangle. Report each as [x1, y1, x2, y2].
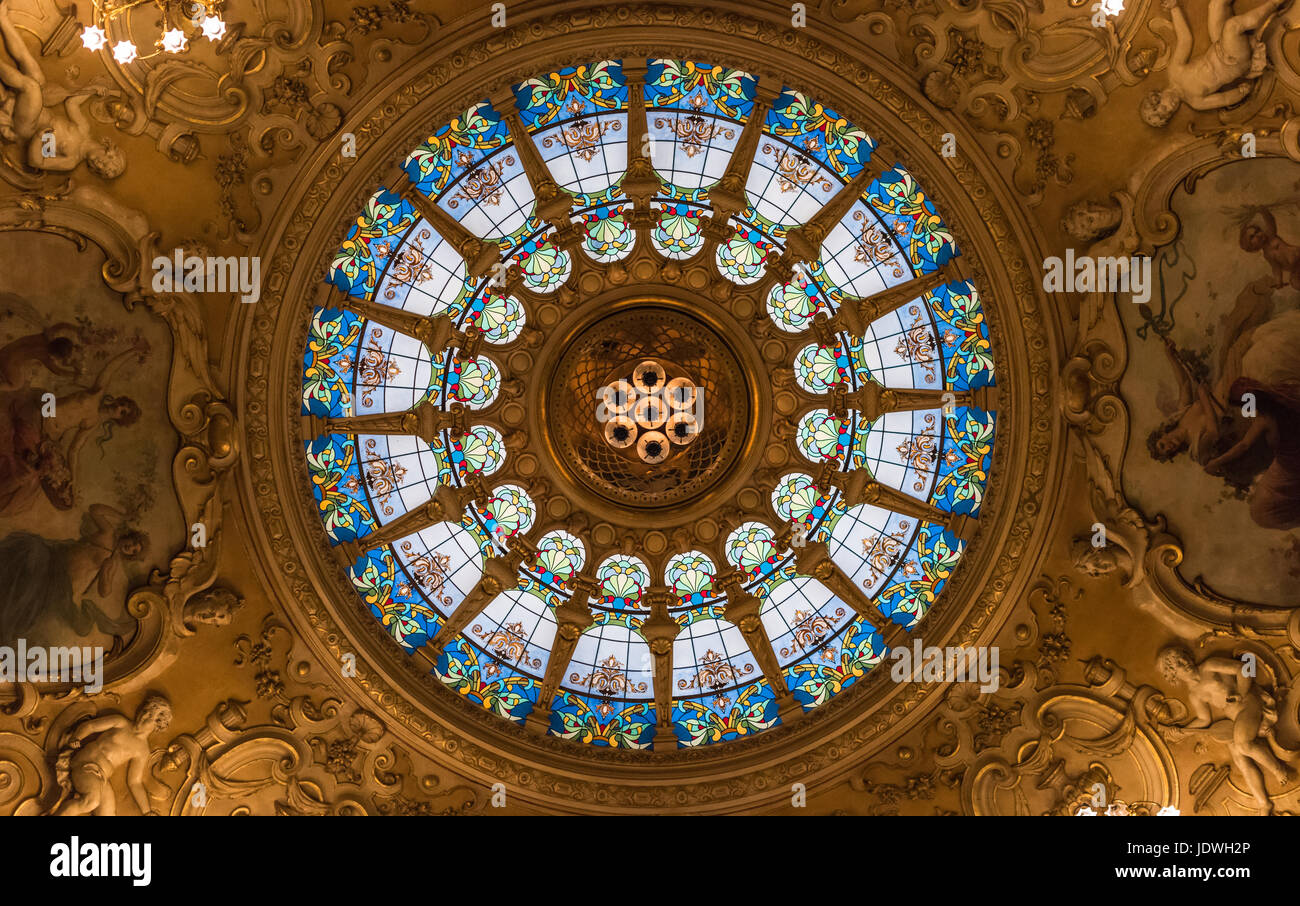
[759, 575, 855, 669]
[550, 614, 656, 749]
[328, 188, 419, 300]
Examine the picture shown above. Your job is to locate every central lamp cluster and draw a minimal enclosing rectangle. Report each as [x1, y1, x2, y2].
[597, 359, 702, 464]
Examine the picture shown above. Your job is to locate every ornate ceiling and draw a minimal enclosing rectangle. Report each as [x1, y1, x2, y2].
[0, 0, 1298, 817]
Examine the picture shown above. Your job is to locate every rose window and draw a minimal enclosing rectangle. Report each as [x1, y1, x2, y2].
[299, 59, 997, 750]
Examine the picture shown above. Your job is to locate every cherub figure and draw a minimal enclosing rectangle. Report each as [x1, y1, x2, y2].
[181, 586, 244, 630]
[1158, 644, 1294, 814]
[1141, 0, 1289, 127]
[1061, 198, 1124, 245]
[1239, 207, 1300, 289]
[0, 0, 123, 177]
[50, 695, 172, 816]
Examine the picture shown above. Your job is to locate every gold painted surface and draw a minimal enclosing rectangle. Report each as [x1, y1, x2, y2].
[0, 0, 1295, 816]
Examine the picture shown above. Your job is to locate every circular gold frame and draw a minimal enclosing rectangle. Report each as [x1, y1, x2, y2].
[232, 4, 1065, 813]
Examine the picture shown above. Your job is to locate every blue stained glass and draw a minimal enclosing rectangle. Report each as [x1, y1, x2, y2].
[825, 503, 920, 598]
[551, 615, 655, 749]
[437, 635, 540, 724]
[764, 89, 876, 182]
[863, 165, 959, 275]
[759, 575, 855, 669]
[930, 281, 995, 390]
[787, 617, 886, 710]
[874, 522, 965, 628]
[673, 680, 780, 747]
[596, 554, 652, 612]
[328, 188, 419, 300]
[549, 692, 656, 748]
[304, 61, 1001, 751]
[403, 101, 511, 198]
[302, 307, 363, 417]
[512, 60, 628, 130]
[304, 434, 376, 544]
[349, 546, 442, 651]
[665, 550, 717, 608]
[645, 59, 756, 120]
[646, 60, 754, 195]
[933, 406, 995, 517]
[653, 201, 707, 258]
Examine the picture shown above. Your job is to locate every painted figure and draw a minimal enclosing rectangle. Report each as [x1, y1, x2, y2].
[1239, 207, 1300, 289]
[0, 322, 83, 389]
[0, 503, 147, 647]
[0, 339, 144, 515]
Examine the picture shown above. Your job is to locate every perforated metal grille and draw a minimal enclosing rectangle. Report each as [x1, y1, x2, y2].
[547, 308, 750, 507]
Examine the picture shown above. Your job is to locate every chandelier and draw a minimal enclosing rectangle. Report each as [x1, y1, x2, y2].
[598, 359, 703, 465]
[80, 0, 226, 65]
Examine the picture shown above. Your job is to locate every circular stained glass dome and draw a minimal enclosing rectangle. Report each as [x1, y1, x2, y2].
[298, 58, 997, 751]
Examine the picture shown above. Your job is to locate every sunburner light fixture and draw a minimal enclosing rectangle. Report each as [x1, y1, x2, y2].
[80, 0, 226, 64]
[598, 359, 702, 464]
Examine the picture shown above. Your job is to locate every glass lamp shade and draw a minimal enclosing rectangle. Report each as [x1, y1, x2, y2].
[111, 40, 138, 64]
[201, 15, 227, 40]
[161, 29, 188, 53]
[632, 360, 666, 395]
[665, 412, 699, 445]
[601, 380, 636, 414]
[604, 416, 638, 449]
[637, 430, 670, 464]
[81, 26, 108, 51]
[633, 394, 667, 429]
[664, 377, 696, 409]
